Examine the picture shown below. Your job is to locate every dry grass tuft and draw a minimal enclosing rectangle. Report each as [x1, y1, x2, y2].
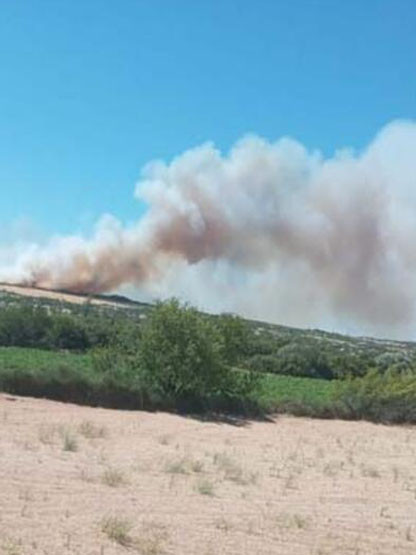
[101, 516, 134, 547]
[196, 478, 215, 496]
[136, 521, 169, 555]
[275, 512, 311, 530]
[79, 420, 108, 439]
[1, 538, 23, 555]
[38, 424, 57, 445]
[62, 430, 78, 452]
[158, 434, 172, 446]
[361, 464, 381, 478]
[213, 452, 257, 485]
[102, 467, 128, 487]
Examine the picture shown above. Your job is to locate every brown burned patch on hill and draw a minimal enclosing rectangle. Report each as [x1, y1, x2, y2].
[0, 283, 138, 308]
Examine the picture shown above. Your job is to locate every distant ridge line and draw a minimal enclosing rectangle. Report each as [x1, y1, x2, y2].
[0, 282, 150, 308]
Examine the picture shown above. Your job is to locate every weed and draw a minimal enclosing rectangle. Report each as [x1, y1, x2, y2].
[38, 424, 57, 445]
[102, 467, 128, 487]
[190, 459, 204, 473]
[18, 487, 34, 502]
[282, 473, 297, 493]
[213, 452, 254, 485]
[79, 420, 108, 439]
[323, 460, 344, 478]
[136, 521, 168, 555]
[79, 469, 95, 483]
[196, 478, 215, 496]
[2, 538, 23, 555]
[215, 517, 233, 532]
[292, 514, 309, 529]
[158, 434, 172, 446]
[164, 458, 188, 474]
[360, 465, 380, 478]
[62, 431, 78, 452]
[101, 516, 134, 547]
[276, 512, 310, 530]
[379, 506, 391, 518]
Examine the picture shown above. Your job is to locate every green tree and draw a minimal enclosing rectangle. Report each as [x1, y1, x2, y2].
[215, 313, 250, 367]
[137, 299, 257, 407]
[48, 315, 89, 351]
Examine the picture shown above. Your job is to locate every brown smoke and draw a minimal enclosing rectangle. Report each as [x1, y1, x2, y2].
[2, 120, 416, 337]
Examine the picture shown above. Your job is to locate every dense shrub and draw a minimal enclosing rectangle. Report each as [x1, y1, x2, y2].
[48, 315, 90, 350]
[244, 343, 334, 379]
[0, 306, 51, 348]
[137, 299, 258, 409]
[214, 313, 250, 366]
[0, 305, 134, 352]
[333, 369, 416, 423]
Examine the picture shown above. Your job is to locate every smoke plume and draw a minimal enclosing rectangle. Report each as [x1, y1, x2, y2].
[2, 120, 416, 337]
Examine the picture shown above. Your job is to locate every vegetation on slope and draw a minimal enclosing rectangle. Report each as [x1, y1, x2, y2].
[0, 288, 416, 423]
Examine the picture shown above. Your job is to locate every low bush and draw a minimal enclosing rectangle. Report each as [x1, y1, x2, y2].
[0, 305, 136, 352]
[137, 299, 259, 410]
[0, 306, 51, 349]
[48, 314, 90, 351]
[333, 369, 416, 423]
[244, 344, 334, 379]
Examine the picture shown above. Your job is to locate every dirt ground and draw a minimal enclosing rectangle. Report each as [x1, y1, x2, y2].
[0, 394, 415, 555]
[0, 284, 120, 308]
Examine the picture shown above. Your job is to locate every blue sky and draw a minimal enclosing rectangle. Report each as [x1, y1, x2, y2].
[1, 0, 415, 237]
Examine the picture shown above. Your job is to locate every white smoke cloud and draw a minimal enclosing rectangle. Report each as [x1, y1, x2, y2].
[1, 120, 416, 338]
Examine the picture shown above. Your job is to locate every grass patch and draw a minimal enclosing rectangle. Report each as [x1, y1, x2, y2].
[196, 478, 215, 496]
[0, 346, 90, 373]
[78, 420, 108, 439]
[164, 458, 188, 475]
[62, 431, 78, 452]
[1, 539, 23, 555]
[38, 424, 57, 445]
[102, 468, 128, 487]
[101, 516, 134, 547]
[0, 346, 145, 409]
[213, 452, 257, 485]
[254, 373, 336, 416]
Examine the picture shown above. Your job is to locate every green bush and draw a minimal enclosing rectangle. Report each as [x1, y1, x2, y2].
[0, 306, 51, 348]
[333, 369, 416, 423]
[244, 343, 334, 379]
[137, 299, 258, 409]
[214, 313, 250, 366]
[0, 305, 136, 353]
[48, 315, 90, 351]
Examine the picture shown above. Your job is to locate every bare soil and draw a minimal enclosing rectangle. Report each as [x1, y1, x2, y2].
[0, 394, 415, 555]
[0, 284, 121, 308]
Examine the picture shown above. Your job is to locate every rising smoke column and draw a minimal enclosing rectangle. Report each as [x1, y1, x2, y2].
[1, 120, 416, 337]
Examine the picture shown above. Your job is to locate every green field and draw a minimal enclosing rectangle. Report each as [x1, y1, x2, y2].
[0, 346, 90, 372]
[0, 346, 335, 417]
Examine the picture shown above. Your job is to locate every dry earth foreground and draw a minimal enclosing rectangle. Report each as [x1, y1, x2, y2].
[0, 394, 415, 555]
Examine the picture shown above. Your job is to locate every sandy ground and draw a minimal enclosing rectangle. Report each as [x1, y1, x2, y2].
[0, 284, 121, 308]
[0, 395, 415, 555]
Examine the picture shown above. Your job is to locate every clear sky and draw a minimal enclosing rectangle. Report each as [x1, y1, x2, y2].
[1, 0, 415, 238]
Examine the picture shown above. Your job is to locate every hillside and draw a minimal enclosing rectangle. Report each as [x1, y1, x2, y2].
[1, 282, 416, 425]
[1, 283, 416, 380]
